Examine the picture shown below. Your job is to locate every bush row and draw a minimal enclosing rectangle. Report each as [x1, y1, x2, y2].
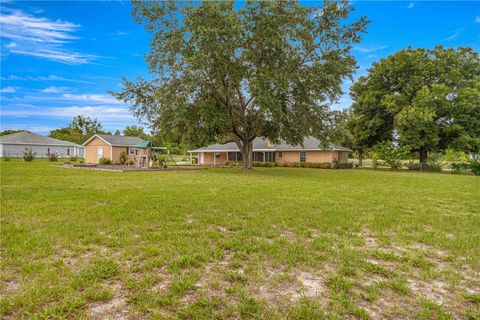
[223, 161, 353, 169]
[451, 161, 480, 175]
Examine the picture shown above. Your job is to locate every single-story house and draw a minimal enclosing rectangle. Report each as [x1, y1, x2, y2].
[189, 136, 351, 166]
[83, 134, 143, 164]
[0, 131, 84, 158]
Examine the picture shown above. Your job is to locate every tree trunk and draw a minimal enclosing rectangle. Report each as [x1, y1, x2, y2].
[419, 146, 428, 171]
[358, 148, 363, 167]
[237, 139, 253, 169]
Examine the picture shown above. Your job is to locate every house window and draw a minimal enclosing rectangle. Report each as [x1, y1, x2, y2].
[277, 152, 282, 159]
[228, 152, 242, 161]
[300, 151, 306, 163]
[47, 147, 50, 156]
[253, 152, 275, 162]
[67, 148, 70, 156]
[128, 147, 136, 155]
[253, 152, 263, 162]
[265, 152, 275, 162]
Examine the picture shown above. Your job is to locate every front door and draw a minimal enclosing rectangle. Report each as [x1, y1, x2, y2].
[97, 146, 103, 162]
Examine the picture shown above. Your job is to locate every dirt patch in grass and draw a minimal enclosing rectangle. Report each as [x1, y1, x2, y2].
[281, 229, 296, 241]
[87, 281, 130, 320]
[257, 267, 330, 307]
[54, 245, 116, 269]
[407, 278, 449, 305]
[2, 278, 20, 295]
[296, 271, 328, 298]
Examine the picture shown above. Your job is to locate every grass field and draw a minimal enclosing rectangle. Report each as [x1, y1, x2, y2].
[1, 162, 479, 319]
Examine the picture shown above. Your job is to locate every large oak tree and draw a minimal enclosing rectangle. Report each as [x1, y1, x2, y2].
[349, 46, 480, 164]
[112, 0, 367, 168]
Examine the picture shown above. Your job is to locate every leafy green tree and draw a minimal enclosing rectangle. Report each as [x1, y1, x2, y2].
[123, 125, 148, 139]
[350, 46, 480, 164]
[395, 87, 442, 162]
[373, 140, 410, 170]
[114, 130, 121, 136]
[49, 115, 109, 144]
[112, 1, 368, 168]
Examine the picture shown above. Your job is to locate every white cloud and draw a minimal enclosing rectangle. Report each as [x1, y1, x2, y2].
[11, 49, 96, 65]
[62, 93, 120, 104]
[0, 86, 17, 93]
[0, 74, 94, 84]
[1, 105, 134, 121]
[0, 7, 96, 64]
[353, 45, 387, 53]
[407, 3, 415, 9]
[475, 16, 480, 23]
[41, 86, 69, 93]
[443, 32, 459, 41]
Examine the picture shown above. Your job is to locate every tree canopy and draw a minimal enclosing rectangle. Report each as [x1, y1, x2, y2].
[349, 46, 480, 163]
[123, 125, 149, 140]
[49, 116, 109, 145]
[112, 0, 367, 168]
[0, 130, 25, 136]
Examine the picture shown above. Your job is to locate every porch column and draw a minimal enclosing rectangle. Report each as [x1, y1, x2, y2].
[190, 152, 193, 164]
[214, 153, 216, 166]
[263, 152, 265, 162]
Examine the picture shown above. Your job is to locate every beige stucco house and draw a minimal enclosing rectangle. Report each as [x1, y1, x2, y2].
[83, 134, 142, 163]
[189, 137, 351, 166]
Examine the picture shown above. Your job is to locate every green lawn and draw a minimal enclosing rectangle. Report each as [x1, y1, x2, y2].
[1, 162, 479, 319]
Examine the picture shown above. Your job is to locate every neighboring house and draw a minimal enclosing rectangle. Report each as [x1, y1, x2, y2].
[0, 131, 84, 158]
[83, 134, 143, 163]
[189, 136, 351, 166]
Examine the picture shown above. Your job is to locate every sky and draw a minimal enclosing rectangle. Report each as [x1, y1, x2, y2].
[1, 1, 479, 135]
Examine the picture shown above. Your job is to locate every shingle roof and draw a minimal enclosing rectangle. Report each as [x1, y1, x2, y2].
[93, 134, 143, 147]
[189, 136, 352, 152]
[0, 131, 82, 147]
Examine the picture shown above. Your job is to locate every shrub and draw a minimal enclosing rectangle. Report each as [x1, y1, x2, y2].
[69, 156, 77, 162]
[98, 157, 112, 165]
[373, 141, 410, 170]
[157, 155, 169, 167]
[469, 154, 480, 176]
[450, 162, 470, 174]
[48, 153, 58, 162]
[333, 162, 353, 169]
[225, 160, 243, 168]
[408, 161, 443, 171]
[3, 156, 10, 161]
[305, 162, 331, 169]
[118, 151, 128, 165]
[79, 159, 84, 164]
[22, 148, 36, 162]
[443, 149, 469, 163]
[253, 161, 277, 167]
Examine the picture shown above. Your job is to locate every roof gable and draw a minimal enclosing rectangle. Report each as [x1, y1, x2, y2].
[83, 134, 142, 147]
[0, 131, 82, 147]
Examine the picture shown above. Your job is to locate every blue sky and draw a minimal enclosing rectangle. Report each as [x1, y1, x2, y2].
[1, 1, 479, 135]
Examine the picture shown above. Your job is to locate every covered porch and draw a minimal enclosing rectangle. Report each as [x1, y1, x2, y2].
[189, 151, 276, 166]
